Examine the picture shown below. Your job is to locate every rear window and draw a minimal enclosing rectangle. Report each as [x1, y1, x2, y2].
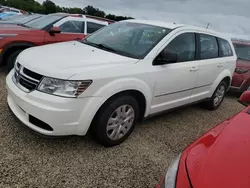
[233, 43, 250, 61]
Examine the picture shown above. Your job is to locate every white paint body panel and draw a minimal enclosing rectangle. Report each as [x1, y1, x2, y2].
[6, 19, 237, 136]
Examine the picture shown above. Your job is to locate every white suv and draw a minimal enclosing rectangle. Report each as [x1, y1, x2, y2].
[6, 20, 237, 147]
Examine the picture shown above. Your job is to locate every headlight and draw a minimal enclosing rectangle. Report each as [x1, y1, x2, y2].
[164, 154, 181, 188]
[37, 77, 92, 98]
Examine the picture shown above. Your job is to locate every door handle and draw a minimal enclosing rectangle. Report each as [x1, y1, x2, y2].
[218, 63, 223, 67]
[190, 66, 198, 71]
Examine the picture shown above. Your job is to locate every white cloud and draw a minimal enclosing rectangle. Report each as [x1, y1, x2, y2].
[36, 0, 250, 39]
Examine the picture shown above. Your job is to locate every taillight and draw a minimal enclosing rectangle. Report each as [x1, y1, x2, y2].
[235, 67, 249, 74]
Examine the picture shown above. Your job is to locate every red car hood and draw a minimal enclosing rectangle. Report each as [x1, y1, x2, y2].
[186, 108, 250, 188]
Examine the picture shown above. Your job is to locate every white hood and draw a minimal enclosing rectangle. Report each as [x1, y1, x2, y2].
[17, 41, 138, 79]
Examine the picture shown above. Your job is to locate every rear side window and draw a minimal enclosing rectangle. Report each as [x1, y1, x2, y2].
[199, 34, 219, 59]
[164, 33, 196, 62]
[59, 20, 84, 33]
[87, 22, 105, 34]
[218, 38, 233, 57]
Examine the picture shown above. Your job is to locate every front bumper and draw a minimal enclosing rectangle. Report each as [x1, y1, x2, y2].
[6, 70, 102, 136]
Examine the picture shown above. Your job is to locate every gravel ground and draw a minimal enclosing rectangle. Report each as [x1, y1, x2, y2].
[0, 70, 244, 188]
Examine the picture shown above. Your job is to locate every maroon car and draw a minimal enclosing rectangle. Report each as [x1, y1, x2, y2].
[230, 39, 250, 92]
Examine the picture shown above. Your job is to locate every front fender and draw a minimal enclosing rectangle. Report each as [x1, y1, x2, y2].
[77, 78, 153, 134]
[94, 78, 153, 116]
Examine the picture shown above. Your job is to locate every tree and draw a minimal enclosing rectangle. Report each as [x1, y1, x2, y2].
[42, 0, 56, 14]
[84, 5, 105, 18]
[0, 0, 134, 21]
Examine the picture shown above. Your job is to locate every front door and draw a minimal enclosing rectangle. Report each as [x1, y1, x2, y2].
[150, 32, 199, 114]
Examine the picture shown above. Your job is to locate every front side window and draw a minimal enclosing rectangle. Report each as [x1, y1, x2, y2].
[59, 20, 84, 33]
[82, 22, 172, 59]
[218, 38, 233, 57]
[87, 22, 105, 34]
[199, 34, 219, 59]
[26, 14, 65, 29]
[162, 33, 196, 62]
[233, 43, 250, 61]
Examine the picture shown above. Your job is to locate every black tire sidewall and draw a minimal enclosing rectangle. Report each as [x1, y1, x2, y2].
[92, 95, 139, 147]
[7, 50, 23, 71]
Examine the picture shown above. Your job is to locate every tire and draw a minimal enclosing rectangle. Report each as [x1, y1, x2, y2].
[202, 81, 227, 110]
[91, 95, 139, 147]
[6, 50, 23, 72]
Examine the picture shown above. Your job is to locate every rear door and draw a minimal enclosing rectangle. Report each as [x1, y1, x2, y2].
[45, 17, 86, 44]
[191, 33, 224, 102]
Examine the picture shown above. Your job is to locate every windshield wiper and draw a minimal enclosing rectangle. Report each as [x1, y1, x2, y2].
[81, 39, 117, 52]
[95, 43, 117, 52]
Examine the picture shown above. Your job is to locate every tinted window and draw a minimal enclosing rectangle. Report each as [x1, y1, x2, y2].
[59, 20, 83, 33]
[233, 43, 250, 61]
[200, 34, 218, 59]
[218, 38, 233, 57]
[87, 22, 105, 33]
[163, 33, 196, 62]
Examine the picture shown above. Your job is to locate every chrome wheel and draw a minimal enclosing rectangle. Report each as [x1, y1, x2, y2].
[213, 85, 225, 107]
[106, 105, 135, 141]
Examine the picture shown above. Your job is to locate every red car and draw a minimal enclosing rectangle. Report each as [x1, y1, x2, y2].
[230, 39, 250, 92]
[0, 13, 112, 70]
[156, 90, 250, 188]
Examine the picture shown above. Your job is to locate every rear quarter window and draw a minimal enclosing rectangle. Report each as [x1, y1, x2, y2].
[218, 38, 233, 57]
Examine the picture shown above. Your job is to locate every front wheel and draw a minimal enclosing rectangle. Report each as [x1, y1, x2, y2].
[91, 95, 139, 147]
[202, 81, 227, 110]
[7, 50, 23, 72]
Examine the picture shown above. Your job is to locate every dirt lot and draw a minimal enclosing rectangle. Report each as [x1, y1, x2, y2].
[0, 70, 244, 188]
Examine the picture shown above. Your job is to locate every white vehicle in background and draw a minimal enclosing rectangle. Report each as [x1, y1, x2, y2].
[6, 20, 237, 147]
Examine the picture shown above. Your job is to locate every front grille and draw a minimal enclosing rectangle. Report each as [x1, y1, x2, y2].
[13, 62, 43, 92]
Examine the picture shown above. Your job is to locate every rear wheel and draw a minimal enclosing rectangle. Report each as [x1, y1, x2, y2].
[202, 81, 227, 110]
[91, 95, 139, 147]
[6, 50, 23, 72]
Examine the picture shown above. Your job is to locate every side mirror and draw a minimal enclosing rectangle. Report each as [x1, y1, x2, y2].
[155, 50, 178, 65]
[238, 91, 250, 106]
[49, 26, 61, 36]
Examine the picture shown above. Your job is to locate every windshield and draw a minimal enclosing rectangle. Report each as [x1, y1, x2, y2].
[234, 43, 250, 61]
[26, 14, 65, 29]
[82, 21, 172, 59]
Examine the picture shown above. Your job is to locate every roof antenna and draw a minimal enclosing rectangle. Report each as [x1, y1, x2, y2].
[206, 23, 210, 29]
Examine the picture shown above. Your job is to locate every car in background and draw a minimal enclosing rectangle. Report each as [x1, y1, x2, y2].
[230, 39, 250, 93]
[0, 6, 24, 14]
[0, 13, 113, 69]
[0, 11, 20, 20]
[6, 20, 236, 147]
[0, 14, 43, 25]
[156, 90, 250, 188]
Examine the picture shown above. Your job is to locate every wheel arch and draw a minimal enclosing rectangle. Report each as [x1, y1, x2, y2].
[77, 78, 153, 135]
[211, 70, 232, 95]
[1, 42, 35, 65]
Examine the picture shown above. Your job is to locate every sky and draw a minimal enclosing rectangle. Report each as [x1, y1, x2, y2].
[36, 0, 250, 39]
